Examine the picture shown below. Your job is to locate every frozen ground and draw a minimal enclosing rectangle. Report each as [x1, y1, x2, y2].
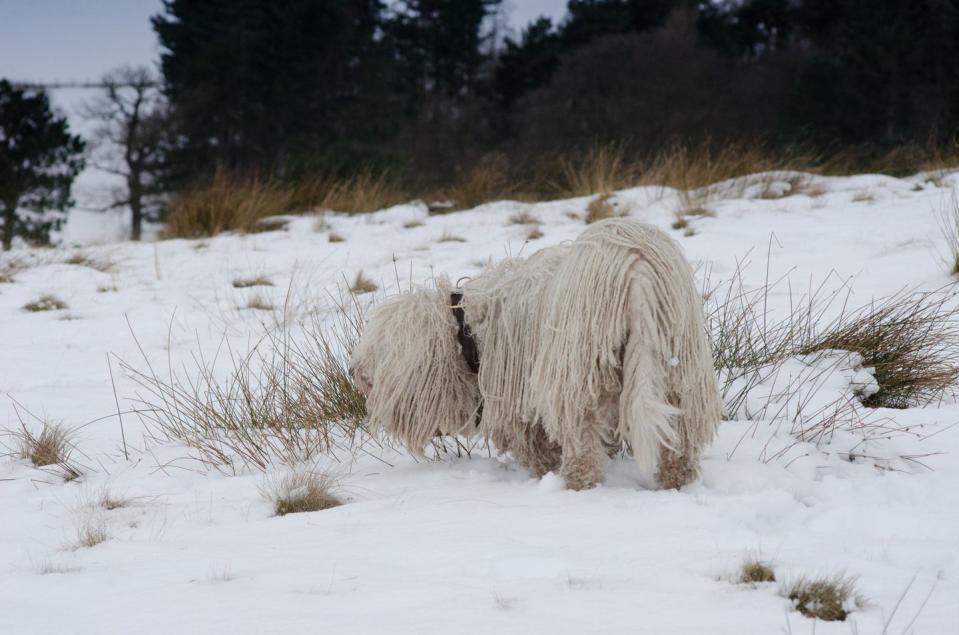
[1, 172, 958, 633]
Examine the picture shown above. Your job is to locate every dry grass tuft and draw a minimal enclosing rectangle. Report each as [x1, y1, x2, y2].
[783, 575, 863, 621]
[164, 170, 296, 238]
[800, 290, 959, 408]
[262, 470, 342, 516]
[526, 226, 544, 241]
[739, 559, 776, 584]
[671, 217, 689, 230]
[37, 560, 83, 575]
[508, 209, 539, 225]
[100, 493, 130, 511]
[438, 231, 466, 243]
[442, 157, 518, 210]
[250, 217, 290, 233]
[245, 293, 275, 311]
[233, 276, 273, 289]
[552, 145, 634, 197]
[403, 219, 424, 229]
[585, 193, 619, 224]
[706, 267, 959, 430]
[11, 421, 82, 481]
[63, 252, 116, 272]
[1, 405, 83, 480]
[350, 271, 378, 295]
[125, 299, 373, 473]
[73, 514, 109, 549]
[309, 170, 407, 214]
[937, 193, 959, 276]
[23, 294, 67, 312]
[328, 231, 345, 243]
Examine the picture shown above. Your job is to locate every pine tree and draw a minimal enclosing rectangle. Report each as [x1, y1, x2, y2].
[153, 0, 401, 175]
[391, 0, 503, 99]
[0, 80, 85, 251]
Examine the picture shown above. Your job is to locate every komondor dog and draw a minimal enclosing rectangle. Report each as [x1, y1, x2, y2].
[350, 218, 722, 490]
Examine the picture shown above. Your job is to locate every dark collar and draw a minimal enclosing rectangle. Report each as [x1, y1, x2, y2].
[450, 292, 479, 374]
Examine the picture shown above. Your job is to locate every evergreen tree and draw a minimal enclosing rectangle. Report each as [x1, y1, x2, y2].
[0, 80, 85, 251]
[391, 0, 503, 99]
[494, 0, 683, 108]
[153, 0, 401, 176]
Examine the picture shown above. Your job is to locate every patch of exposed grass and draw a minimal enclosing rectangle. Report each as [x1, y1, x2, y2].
[585, 193, 618, 224]
[438, 231, 466, 243]
[441, 157, 518, 211]
[403, 219, 424, 229]
[164, 170, 296, 238]
[37, 560, 83, 575]
[552, 145, 634, 197]
[95, 488, 131, 510]
[262, 470, 342, 516]
[63, 252, 116, 272]
[526, 226, 544, 241]
[783, 575, 863, 622]
[739, 559, 776, 585]
[937, 194, 959, 276]
[124, 298, 371, 473]
[250, 217, 290, 233]
[508, 209, 539, 225]
[800, 290, 959, 408]
[233, 276, 273, 289]
[13, 421, 81, 480]
[328, 231, 345, 243]
[245, 293, 275, 311]
[350, 271, 378, 295]
[671, 217, 689, 230]
[73, 514, 109, 549]
[23, 294, 67, 312]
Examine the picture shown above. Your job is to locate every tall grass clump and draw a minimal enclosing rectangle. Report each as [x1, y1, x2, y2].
[783, 575, 864, 621]
[2, 413, 83, 481]
[739, 559, 776, 585]
[441, 157, 519, 211]
[550, 144, 635, 197]
[125, 298, 373, 473]
[706, 265, 959, 426]
[300, 170, 408, 214]
[261, 470, 342, 515]
[937, 193, 959, 276]
[164, 170, 297, 238]
[800, 290, 959, 408]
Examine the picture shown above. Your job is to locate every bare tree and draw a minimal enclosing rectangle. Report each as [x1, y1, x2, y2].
[82, 66, 168, 241]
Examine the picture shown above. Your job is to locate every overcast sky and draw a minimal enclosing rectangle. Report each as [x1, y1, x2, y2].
[0, 0, 568, 84]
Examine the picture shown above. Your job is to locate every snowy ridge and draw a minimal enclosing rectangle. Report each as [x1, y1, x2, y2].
[2, 171, 958, 633]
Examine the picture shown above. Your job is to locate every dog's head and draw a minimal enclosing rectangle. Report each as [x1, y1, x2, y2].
[350, 282, 481, 454]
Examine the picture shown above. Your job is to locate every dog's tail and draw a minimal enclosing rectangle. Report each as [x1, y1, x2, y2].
[618, 258, 683, 470]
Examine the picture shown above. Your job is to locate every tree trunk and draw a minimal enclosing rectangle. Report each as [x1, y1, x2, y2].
[128, 175, 142, 241]
[2, 198, 17, 251]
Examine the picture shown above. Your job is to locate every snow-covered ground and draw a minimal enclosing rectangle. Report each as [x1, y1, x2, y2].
[2, 172, 958, 634]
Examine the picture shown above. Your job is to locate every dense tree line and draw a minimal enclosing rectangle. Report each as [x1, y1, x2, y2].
[148, 0, 959, 185]
[3, 0, 958, 247]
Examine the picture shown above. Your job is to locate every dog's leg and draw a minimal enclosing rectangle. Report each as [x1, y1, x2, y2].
[559, 394, 617, 490]
[510, 423, 562, 477]
[559, 422, 606, 490]
[655, 443, 699, 489]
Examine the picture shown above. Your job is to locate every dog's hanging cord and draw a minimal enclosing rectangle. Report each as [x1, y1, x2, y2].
[449, 292, 480, 374]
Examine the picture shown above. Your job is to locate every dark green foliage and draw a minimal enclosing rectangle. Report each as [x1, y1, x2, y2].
[391, 0, 502, 100]
[153, 0, 403, 175]
[0, 80, 85, 250]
